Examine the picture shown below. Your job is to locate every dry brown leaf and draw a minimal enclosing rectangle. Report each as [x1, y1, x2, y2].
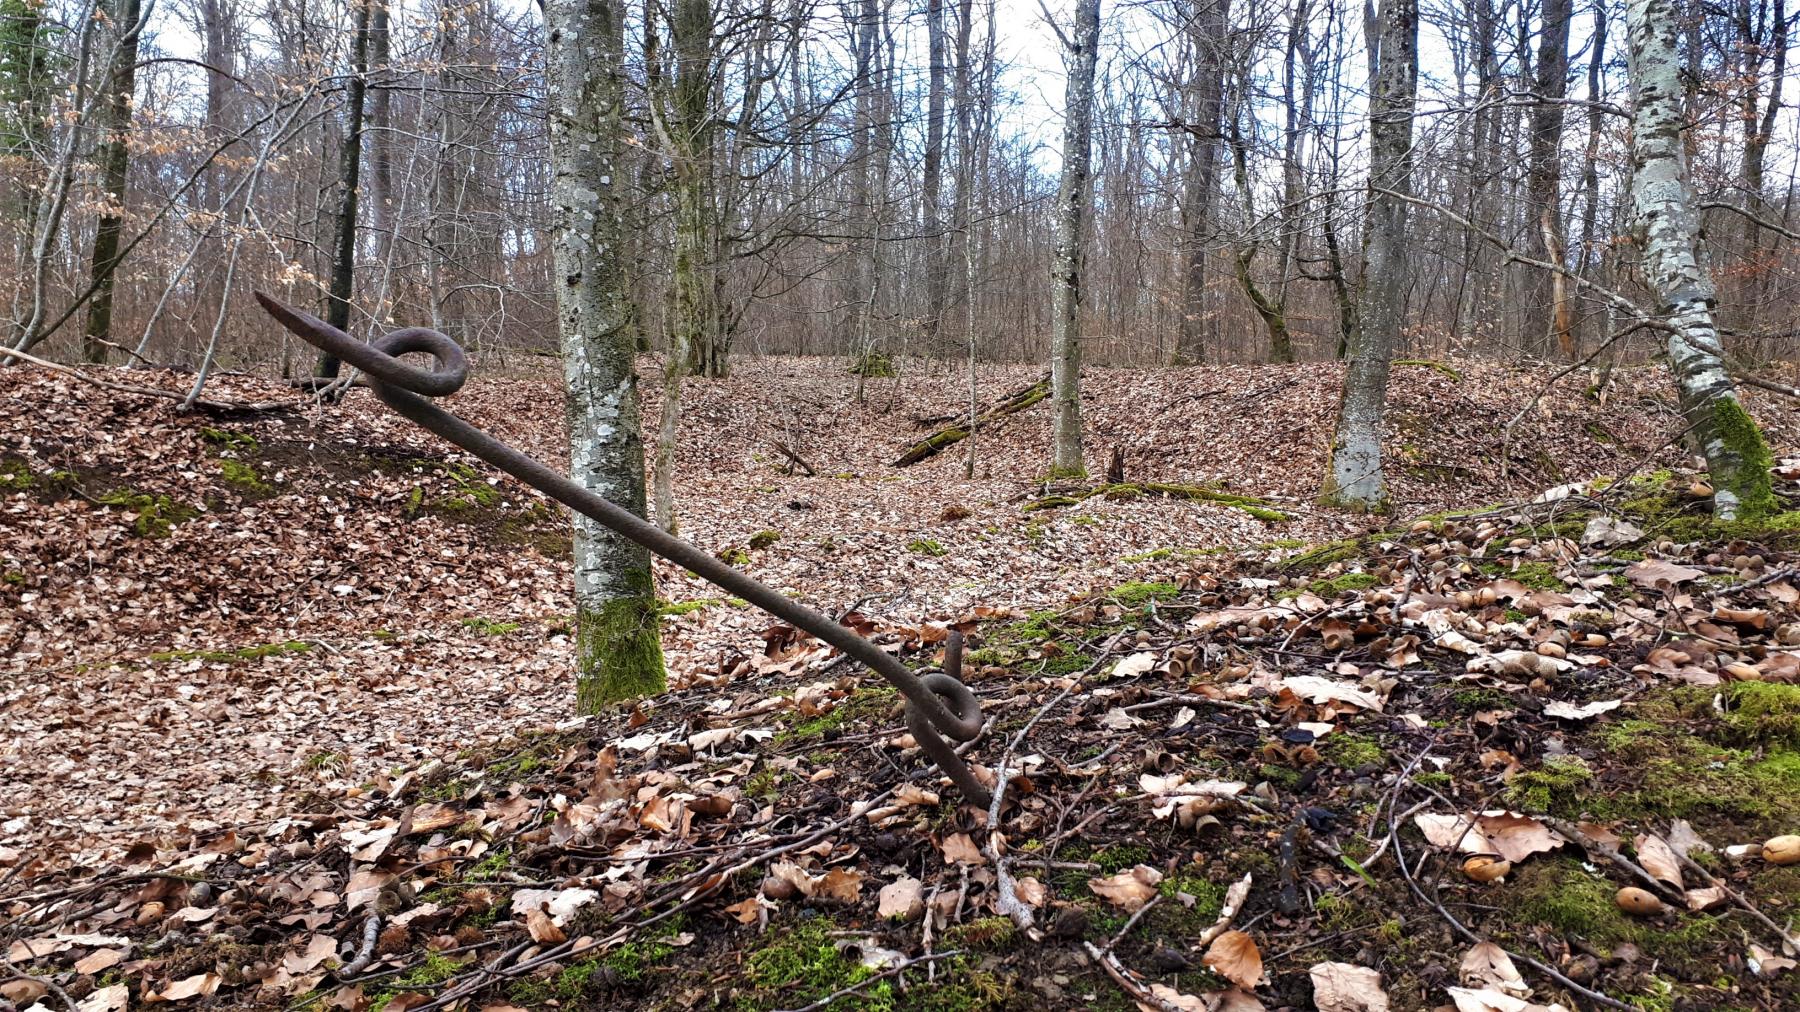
[1626, 559, 1706, 587]
[1414, 811, 1564, 864]
[1633, 833, 1685, 890]
[525, 907, 566, 943]
[1, 980, 47, 1005]
[1308, 961, 1389, 1011]
[1445, 986, 1567, 1012]
[74, 947, 126, 975]
[877, 876, 924, 920]
[1457, 942, 1527, 997]
[1088, 865, 1163, 911]
[148, 971, 223, 1002]
[940, 832, 986, 865]
[1683, 886, 1728, 911]
[1540, 699, 1621, 720]
[1202, 930, 1264, 989]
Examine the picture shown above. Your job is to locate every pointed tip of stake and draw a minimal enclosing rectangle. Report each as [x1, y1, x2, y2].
[254, 293, 343, 355]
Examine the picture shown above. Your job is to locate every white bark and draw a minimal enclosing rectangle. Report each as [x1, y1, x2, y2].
[1625, 0, 1771, 521]
[1049, 0, 1101, 477]
[545, 0, 663, 705]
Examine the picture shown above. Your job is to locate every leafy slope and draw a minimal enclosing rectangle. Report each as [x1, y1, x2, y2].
[5, 356, 1800, 1011]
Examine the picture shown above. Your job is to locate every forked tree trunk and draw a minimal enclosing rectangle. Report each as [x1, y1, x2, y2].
[1624, 0, 1774, 521]
[1322, 0, 1416, 510]
[546, 0, 665, 710]
[1048, 0, 1100, 477]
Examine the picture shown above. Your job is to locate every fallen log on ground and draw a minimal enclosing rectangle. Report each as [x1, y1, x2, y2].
[892, 377, 1049, 466]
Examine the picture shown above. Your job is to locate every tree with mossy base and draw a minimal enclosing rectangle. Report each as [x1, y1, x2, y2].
[1625, 0, 1775, 522]
[546, 0, 665, 711]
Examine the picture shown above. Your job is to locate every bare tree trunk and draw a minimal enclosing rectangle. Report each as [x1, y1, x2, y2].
[368, 0, 393, 279]
[1521, 0, 1573, 357]
[1575, 6, 1607, 349]
[650, 0, 714, 530]
[1173, 0, 1228, 366]
[79, 0, 145, 364]
[1048, 0, 1100, 477]
[1322, 0, 1416, 510]
[316, 0, 373, 381]
[920, 0, 948, 350]
[1625, 0, 1774, 521]
[546, 0, 664, 709]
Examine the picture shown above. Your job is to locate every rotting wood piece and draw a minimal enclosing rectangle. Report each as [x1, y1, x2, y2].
[892, 377, 1049, 466]
[255, 292, 993, 808]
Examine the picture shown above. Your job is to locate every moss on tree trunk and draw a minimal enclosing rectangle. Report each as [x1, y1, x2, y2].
[576, 590, 666, 712]
[1710, 396, 1776, 521]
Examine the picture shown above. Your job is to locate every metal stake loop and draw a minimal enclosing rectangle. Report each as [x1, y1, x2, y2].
[258, 294, 992, 807]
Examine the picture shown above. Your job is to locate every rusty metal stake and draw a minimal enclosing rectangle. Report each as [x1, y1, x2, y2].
[257, 293, 991, 807]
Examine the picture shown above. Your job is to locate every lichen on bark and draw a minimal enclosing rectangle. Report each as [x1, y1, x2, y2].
[576, 586, 666, 713]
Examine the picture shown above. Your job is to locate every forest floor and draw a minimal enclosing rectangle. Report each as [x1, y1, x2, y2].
[6, 354, 1800, 1011]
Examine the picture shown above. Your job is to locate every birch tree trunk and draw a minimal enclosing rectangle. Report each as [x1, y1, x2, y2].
[1048, 0, 1100, 477]
[546, 0, 665, 710]
[1625, 0, 1775, 521]
[1322, 0, 1416, 510]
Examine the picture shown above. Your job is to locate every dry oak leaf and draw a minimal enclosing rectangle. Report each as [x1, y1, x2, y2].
[283, 934, 338, 975]
[1457, 942, 1527, 997]
[1632, 833, 1685, 891]
[1750, 942, 1797, 976]
[1088, 865, 1163, 911]
[0, 980, 46, 1006]
[1202, 930, 1265, 989]
[1308, 961, 1390, 1011]
[1414, 811, 1564, 864]
[1683, 886, 1728, 912]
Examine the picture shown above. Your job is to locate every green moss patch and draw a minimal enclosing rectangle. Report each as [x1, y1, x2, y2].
[906, 537, 947, 556]
[146, 639, 310, 664]
[218, 458, 272, 494]
[96, 489, 196, 537]
[575, 592, 666, 713]
[1280, 570, 1378, 600]
[461, 617, 522, 636]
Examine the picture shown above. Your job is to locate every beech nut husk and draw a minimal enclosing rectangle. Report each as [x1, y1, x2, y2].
[1761, 834, 1800, 865]
[1461, 855, 1511, 883]
[1615, 886, 1664, 916]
